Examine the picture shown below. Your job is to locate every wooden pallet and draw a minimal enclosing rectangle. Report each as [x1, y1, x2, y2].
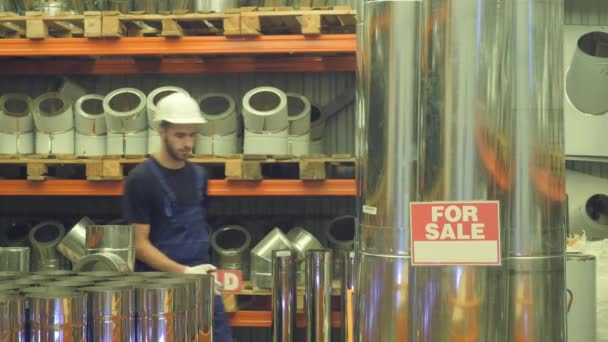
[0, 11, 101, 38]
[100, 11, 240, 37]
[0, 155, 356, 181]
[239, 6, 356, 36]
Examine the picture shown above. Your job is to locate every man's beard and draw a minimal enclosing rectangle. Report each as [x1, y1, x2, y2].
[163, 137, 191, 161]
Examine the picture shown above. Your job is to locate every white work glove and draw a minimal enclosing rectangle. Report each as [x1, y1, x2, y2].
[184, 264, 224, 295]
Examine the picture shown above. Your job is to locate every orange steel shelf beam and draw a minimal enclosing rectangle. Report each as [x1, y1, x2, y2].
[0, 180, 357, 197]
[229, 311, 341, 328]
[0, 35, 356, 57]
[0, 56, 356, 75]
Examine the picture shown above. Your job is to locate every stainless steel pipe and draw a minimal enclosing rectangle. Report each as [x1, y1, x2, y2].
[340, 250, 355, 342]
[0, 292, 26, 342]
[136, 282, 190, 342]
[211, 225, 252, 280]
[57, 216, 93, 264]
[86, 225, 136, 271]
[326, 215, 354, 280]
[198, 274, 215, 341]
[0, 247, 30, 272]
[154, 277, 198, 342]
[304, 249, 332, 342]
[27, 291, 87, 341]
[28, 221, 68, 271]
[82, 285, 136, 342]
[272, 250, 297, 342]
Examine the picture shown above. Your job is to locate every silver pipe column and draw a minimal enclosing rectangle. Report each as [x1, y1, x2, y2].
[272, 250, 297, 342]
[357, 0, 421, 341]
[305, 249, 332, 342]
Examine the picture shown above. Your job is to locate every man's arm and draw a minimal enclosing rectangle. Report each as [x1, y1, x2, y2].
[134, 223, 187, 274]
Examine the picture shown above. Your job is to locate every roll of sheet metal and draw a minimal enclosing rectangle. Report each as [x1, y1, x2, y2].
[288, 133, 310, 157]
[0, 221, 31, 247]
[0, 131, 34, 155]
[75, 94, 106, 135]
[305, 249, 332, 342]
[193, 0, 240, 12]
[73, 253, 131, 272]
[340, 250, 356, 342]
[107, 130, 148, 155]
[211, 225, 252, 280]
[566, 253, 597, 342]
[199, 93, 238, 136]
[82, 285, 136, 342]
[28, 221, 67, 272]
[195, 131, 239, 156]
[286, 93, 311, 137]
[0, 247, 30, 272]
[103, 88, 147, 133]
[86, 225, 136, 271]
[0, 292, 26, 342]
[147, 86, 189, 129]
[35, 129, 75, 154]
[243, 128, 288, 155]
[33, 92, 73, 133]
[136, 282, 190, 342]
[242, 86, 288, 133]
[0, 93, 34, 134]
[326, 215, 354, 280]
[251, 227, 294, 289]
[272, 250, 297, 342]
[57, 216, 94, 264]
[27, 291, 87, 341]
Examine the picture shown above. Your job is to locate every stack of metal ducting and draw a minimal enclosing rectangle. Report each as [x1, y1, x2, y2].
[146, 86, 189, 154]
[286, 93, 311, 156]
[251, 227, 294, 289]
[76, 224, 135, 272]
[286, 227, 322, 285]
[75, 94, 107, 157]
[136, 281, 190, 341]
[57, 216, 93, 264]
[33, 92, 74, 155]
[196, 93, 240, 156]
[103, 88, 148, 156]
[309, 104, 325, 154]
[28, 221, 69, 271]
[82, 285, 136, 341]
[0, 247, 30, 272]
[28, 290, 87, 340]
[326, 215, 354, 280]
[0, 94, 35, 155]
[211, 225, 252, 279]
[304, 249, 332, 342]
[242, 86, 289, 155]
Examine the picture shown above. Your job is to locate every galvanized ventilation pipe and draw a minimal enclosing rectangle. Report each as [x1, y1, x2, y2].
[326, 215, 354, 281]
[251, 227, 294, 289]
[0, 292, 25, 341]
[136, 282, 190, 341]
[272, 250, 297, 342]
[83, 285, 136, 342]
[146, 86, 189, 154]
[154, 277, 199, 341]
[0, 247, 30, 272]
[0, 94, 34, 155]
[286, 93, 311, 156]
[57, 216, 94, 264]
[286, 227, 322, 285]
[28, 221, 68, 271]
[86, 225, 136, 271]
[304, 249, 332, 342]
[27, 290, 87, 341]
[211, 225, 252, 279]
[196, 93, 239, 156]
[242, 86, 289, 155]
[103, 88, 147, 155]
[75, 95, 107, 157]
[33, 92, 74, 155]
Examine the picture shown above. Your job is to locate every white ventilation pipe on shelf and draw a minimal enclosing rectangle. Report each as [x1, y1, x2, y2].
[0, 93, 34, 155]
[103, 88, 147, 156]
[242, 86, 289, 155]
[195, 93, 239, 156]
[146, 86, 189, 154]
[75, 95, 106, 157]
[33, 92, 74, 155]
[286, 93, 311, 157]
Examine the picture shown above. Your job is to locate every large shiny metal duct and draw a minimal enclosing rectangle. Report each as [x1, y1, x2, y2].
[357, 0, 421, 341]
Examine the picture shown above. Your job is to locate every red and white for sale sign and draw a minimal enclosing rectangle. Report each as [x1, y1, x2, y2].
[410, 201, 501, 266]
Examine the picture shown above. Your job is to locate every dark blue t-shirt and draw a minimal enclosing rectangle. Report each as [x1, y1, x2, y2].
[122, 158, 207, 225]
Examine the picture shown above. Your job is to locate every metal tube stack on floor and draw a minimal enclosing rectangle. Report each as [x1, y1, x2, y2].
[136, 282, 189, 341]
[0, 94, 34, 155]
[304, 249, 332, 342]
[272, 250, 296, 342]
[0, 292, 26, 341]
[199, 274, 215, 342]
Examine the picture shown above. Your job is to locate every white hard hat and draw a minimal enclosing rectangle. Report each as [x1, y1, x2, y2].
[153, 92, 207, 126]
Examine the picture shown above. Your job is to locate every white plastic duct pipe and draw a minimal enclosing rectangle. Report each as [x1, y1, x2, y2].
[286, 93, 311, 156]
[33, 92, 74, 154]
[199, 93, 238, 136]
[75, 95, 106, 157]
[0, 94, 34, 155]
[566, 170, 608, 240]
[242, 87, 289, 155]
[103, 88, 147, 134]
[146, 86, 189, 154]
